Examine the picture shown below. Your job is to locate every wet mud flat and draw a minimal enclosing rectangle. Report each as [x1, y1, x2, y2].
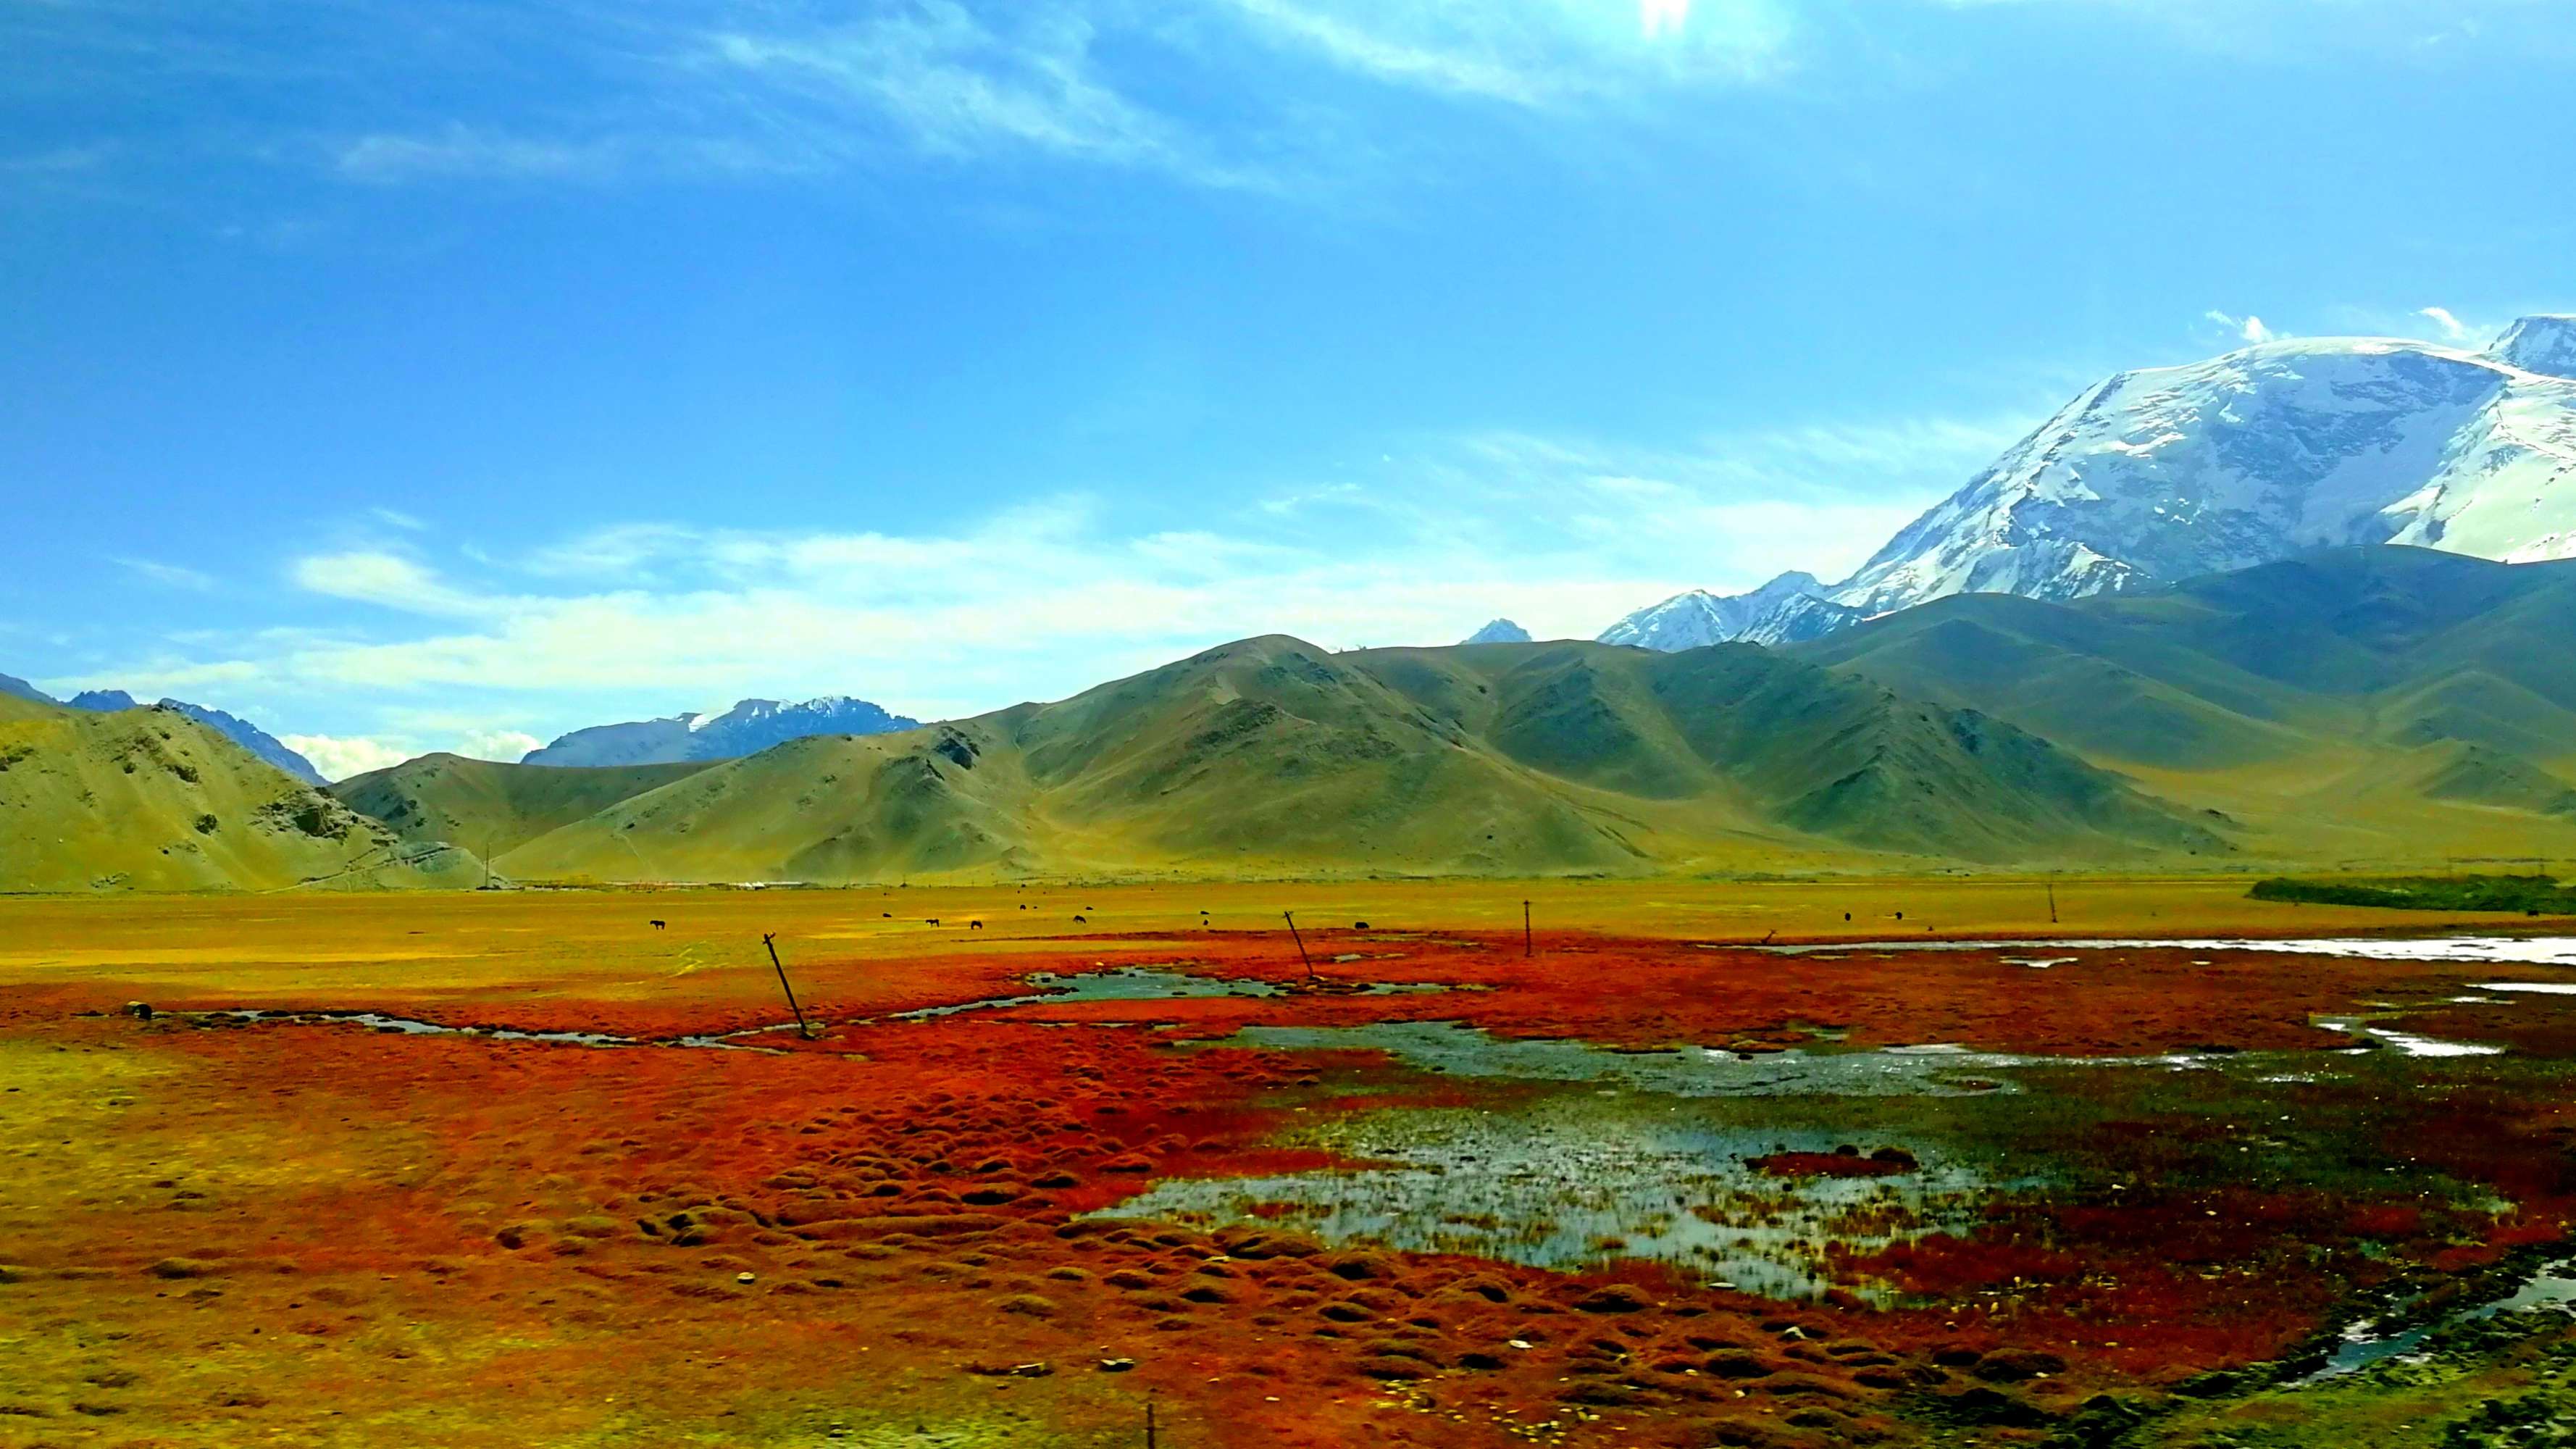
[11, 924, 2576, 1447]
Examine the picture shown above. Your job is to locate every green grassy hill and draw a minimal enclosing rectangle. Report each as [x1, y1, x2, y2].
[332, 753, 712, 857]
[496, 635, 2221, 884]
[1791, 547, 2576, 861]
[0, 695, 478, 893]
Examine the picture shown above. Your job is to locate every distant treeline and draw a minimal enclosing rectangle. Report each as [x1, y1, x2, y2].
[2249, 874, 2576, 914]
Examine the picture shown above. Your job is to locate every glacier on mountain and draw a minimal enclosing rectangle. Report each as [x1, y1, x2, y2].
[1601, 316, 2576, 649]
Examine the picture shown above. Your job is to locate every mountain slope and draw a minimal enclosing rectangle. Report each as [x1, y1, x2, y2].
[59, 690, 325, 785]
[498, 635, 2221, 884]
[1792, 547, 2576, 858]
[0, 696, 475, 892]
[332, 753, 714, 856]
[522, 695, 921, 767]
[1460, 619, 1533, 645]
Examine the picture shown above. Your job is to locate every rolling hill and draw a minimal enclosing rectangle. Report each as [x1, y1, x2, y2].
[488, 635, 2221, 884]
[1790, 547, 2576, 859]
[331, 753, 715, 856]
[0, 693, 477, 893]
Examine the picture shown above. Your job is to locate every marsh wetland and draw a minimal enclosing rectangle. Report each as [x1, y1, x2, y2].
[9, 880, 2576, 1446]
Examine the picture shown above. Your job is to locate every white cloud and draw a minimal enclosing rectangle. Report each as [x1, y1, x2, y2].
[114, 556, 217, 591]
[695, 4, 1274, 188]
[2418, 306, 2473, 342]
[292, 551, 499, 618]
[335, 127, 625, 184]
[280, 733, 412, 782]
[2204, 310, 2276, 345]
[459, 729, 543, 763]
[97, 408, 2022, 732]
[1208, 0, 1792, 105]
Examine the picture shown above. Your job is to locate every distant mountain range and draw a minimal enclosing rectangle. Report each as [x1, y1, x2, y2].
[0, 681, 326, 785]
[521, 695, 921, 767]
[1601, 314, 2576, 650]
[17, 546, 2576, 890]
[482, 632, 2215, 882]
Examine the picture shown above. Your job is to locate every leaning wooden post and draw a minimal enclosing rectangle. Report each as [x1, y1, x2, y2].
[1145, 1390, 1158, 1449]
[1523, 898, 1533, 957]
[1283, 911, 1316, 982]
[2046, 876, 2059, 926]
[764, 933, 814, 1040]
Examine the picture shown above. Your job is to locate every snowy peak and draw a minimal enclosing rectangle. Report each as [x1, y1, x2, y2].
[1599, 571, 1832, 651]
[1823, 330, 2576, 617]
[523, 693, 923, 767]
[2493, 315, 2576, 380]
[1460, 619, 1533, 645]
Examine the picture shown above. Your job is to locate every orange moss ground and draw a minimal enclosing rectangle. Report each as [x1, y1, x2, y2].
[7, 884, 2576, 1446]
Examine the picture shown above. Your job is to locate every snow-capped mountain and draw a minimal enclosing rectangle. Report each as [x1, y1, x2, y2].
[522, 695, 922, 768]
[1460, 619, 1532, 644]
[1599, 571, 1838, 651]
[2493, 314, 2576, 380]
[1828, 320, 2576, 617]
[1601, 315, 2576, 648]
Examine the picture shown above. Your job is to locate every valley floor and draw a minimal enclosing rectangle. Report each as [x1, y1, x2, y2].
[6, 879, 2576, 1447]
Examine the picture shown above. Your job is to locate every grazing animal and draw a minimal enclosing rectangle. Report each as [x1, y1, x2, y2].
[927, 918, 941, 926]
[1353, 921, 1368, 930]
[649, 920, 666, 931]
[969, 920, 983, 930]
[1073, 914, 1087, 924]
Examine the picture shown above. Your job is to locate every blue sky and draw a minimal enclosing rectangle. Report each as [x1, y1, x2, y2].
[5, 0, 2571, 777]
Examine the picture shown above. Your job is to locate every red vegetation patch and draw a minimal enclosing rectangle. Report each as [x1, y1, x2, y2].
[1749, 1148, 1918, 1179]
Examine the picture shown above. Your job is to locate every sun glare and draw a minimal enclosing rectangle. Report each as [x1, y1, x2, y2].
[1641, 0, 1691, 40]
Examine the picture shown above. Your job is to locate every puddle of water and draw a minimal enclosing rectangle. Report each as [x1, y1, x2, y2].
[2314, 1017, 2504, 1058]
[2481, 982, 2576, 996]
[890, 967, 1284, 1021]
[193, 1010, 788, 1053]
[2309, 1263, 2576, 1379]
[1755, 938, 2576, 966]
[1095, 1093, 2012, 1299]
[890, 968, 1471, 1022]
[1224, 1020, 2041, 1098]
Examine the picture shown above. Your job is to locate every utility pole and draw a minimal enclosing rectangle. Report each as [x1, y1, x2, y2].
[764, 933, 814, 1039]
[1523, 899, 1532, 957]
[1283, 911, 1316, 982]
[1145, 1391, 1158, 1449]
[2046, 875, 2058, 926]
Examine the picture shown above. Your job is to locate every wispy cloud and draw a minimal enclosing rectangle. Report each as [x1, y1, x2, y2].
[95, 406, 2025, 736]
[114, 556, 217, 591]
[1206, 0, 1794, 105]
[2417, 306, 2474, 343]
[2204, 309, 2277, 345]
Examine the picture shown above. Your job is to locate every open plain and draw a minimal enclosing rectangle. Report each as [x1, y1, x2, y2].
[9, 878, 2576, 1447]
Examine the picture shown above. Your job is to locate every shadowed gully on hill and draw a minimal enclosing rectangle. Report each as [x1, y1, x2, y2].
[0, 693, 474, 893]
[488, 635, 2218, 883]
